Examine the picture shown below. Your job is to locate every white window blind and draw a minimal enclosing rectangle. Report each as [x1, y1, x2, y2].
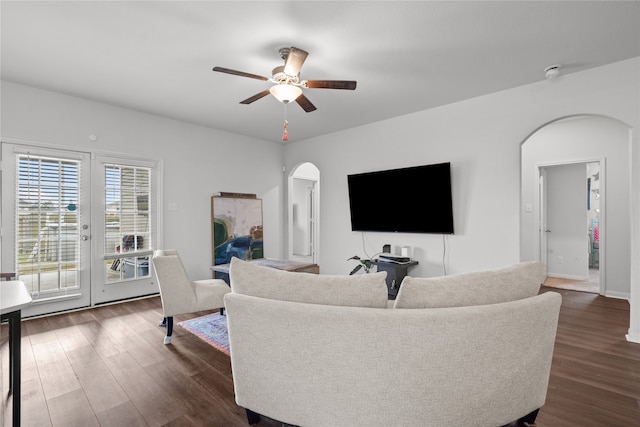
[104, 164, 152, 282]
[16, 154, 81, 294]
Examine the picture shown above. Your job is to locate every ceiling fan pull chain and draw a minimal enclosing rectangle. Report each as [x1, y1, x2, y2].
[282, 119, 289, 141]
[282, 105, 289, 141]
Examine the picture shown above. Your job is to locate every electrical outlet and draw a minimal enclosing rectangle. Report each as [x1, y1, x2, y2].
[558, 256, 564, 264]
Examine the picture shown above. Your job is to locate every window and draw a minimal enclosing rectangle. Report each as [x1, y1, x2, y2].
[104, 164, 152, 282]
[15, 154, 81, 294]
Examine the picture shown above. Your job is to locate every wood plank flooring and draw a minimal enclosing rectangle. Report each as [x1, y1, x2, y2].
[543, 269, 600, 294]
[1, 287, 639, 426]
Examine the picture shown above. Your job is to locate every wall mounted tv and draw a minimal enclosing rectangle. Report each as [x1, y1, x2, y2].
[347, 162, 454, 234]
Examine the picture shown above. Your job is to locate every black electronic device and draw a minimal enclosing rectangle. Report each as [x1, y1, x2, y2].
[378, 254, 411, 263]
[347, 162, 454, 234]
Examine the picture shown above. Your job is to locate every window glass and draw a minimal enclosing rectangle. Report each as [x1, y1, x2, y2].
[104, 164, 152, 282]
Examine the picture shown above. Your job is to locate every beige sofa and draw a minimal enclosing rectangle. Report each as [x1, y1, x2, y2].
[225, 258, 560, 427]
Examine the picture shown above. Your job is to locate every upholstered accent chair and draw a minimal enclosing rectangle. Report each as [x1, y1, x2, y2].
[151, 249, 230, 344]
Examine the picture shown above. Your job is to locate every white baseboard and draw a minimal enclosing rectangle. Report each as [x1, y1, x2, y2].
[604, 290, 630, 300]
[626, 330, 640, 344]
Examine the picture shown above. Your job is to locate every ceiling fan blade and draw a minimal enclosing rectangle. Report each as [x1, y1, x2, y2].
[304, 80, 357, 90]
[212, 66, 269, 81]
[284, 47, 309, 76]
[296, 94, 317, 113]
[239, 90, 271, 105]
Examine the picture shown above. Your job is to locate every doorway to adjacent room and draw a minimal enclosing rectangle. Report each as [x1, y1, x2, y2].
[538, 161, 601, 294]
[288, 162, 319, 264]
[520, 114, 632, 299]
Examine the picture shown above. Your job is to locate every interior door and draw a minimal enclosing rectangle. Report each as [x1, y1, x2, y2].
[292, 178, 314, 258]
[1, 143, 91, 316]
[308, 182, 316, 261]
[538, 168, 548, 262]
[540, 161, 604, 292]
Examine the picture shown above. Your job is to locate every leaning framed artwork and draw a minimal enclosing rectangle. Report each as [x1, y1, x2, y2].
[211, 193, 264, 266]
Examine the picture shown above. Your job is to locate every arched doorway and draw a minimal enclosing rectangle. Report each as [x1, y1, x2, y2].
[288, 162, 319, 264]
[520, 115, 631, 298]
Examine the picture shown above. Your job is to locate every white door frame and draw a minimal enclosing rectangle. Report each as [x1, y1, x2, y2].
[538, 168, 548, 263]
[535, 158, 605, 294]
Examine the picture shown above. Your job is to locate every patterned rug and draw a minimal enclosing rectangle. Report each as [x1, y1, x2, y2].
[177, 312, 229, 355]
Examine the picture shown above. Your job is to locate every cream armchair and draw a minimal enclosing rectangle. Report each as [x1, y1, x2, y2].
[152, 249, 230, 344]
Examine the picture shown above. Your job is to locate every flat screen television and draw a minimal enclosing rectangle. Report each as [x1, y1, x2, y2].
[347, 162, 454, 234]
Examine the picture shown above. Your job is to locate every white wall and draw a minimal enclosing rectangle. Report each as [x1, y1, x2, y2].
[284, 57, 640, 341]
[286, 58, 638, 274]
[293, 162, 320, 181]
[0, 81, 285, 279]
[521, 116, 630, 298]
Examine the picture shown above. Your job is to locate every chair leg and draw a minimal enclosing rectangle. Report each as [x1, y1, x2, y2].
[518, 409, 539, 426]
[245, 408, 261, 425]
[164, 316, 174, 344]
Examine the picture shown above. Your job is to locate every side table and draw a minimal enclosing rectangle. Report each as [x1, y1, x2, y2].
[371, 260, 418, 299]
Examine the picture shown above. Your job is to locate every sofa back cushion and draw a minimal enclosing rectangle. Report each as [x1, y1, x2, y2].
[394, 261, 546, 309]
[229, 257, 389, 308]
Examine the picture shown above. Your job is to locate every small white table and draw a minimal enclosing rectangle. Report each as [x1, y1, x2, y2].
[1, 280, 32, 427]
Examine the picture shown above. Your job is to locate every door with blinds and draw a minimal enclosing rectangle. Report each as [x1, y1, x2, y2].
[92, 155, 158, 304]
[1, 144, 92, 316]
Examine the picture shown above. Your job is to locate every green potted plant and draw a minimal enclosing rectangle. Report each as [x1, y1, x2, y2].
[347, 255, 373, 275]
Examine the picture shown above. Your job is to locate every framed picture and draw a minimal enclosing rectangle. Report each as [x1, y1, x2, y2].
[211, 193, 263, 266]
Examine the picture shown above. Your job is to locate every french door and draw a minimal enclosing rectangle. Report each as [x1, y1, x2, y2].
[1, 144, 91, 316]
[92, 155, 158, 304]
[1, 143, 160, 317]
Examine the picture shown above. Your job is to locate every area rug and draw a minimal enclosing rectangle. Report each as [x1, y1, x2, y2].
[178, 312, 229, 356]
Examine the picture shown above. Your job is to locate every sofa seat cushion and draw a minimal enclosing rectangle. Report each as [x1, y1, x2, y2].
[229, 257, 389, 308]
[394, 261, 546, 309]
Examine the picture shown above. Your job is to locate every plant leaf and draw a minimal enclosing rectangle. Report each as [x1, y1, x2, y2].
[349, 264, 363, 275]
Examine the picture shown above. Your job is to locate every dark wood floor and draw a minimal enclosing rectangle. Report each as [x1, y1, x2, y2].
[1, 287, 639, 426]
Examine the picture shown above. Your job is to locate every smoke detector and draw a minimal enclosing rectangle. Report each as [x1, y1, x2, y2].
[544, 65, 561, 79]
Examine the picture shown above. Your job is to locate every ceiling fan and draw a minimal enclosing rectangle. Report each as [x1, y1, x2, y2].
[212, 47, 357, 113]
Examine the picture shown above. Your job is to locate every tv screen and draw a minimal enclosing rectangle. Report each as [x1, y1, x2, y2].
[347, 162, 454, 234]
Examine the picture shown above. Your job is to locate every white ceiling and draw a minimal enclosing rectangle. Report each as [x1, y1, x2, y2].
[2, 1, 639, 144]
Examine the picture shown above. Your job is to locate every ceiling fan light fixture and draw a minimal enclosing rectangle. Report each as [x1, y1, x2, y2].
[270, 84, 302, 104]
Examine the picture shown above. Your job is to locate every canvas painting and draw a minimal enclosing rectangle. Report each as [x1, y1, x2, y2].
[212, 195, 263, 265]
